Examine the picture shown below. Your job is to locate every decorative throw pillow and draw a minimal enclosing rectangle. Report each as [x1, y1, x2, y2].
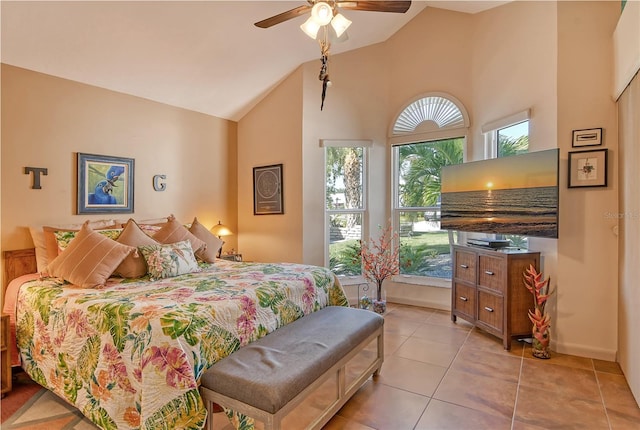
[138, 240, 200, 280]
[121, 217, 167, 237]
[114, 219, 160, 278]
[54, 228, 122, 253]
[31, 219, 116, 272]
[45, 221, 136, 288]
[152, 215, 207, 254]
[189, 217, 224, 263]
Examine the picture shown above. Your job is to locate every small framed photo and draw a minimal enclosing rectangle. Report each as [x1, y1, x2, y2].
[253, 164, 283, 215]
[568, 149, 608, 188]
[77, 153, 135, 214]
[572, 128, 603, 147]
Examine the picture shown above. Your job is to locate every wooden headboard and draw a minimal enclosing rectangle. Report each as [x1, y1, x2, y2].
[3, 248, 37, 292]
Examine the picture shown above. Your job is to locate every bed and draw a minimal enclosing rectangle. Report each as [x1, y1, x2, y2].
[2, 246, 348, 430]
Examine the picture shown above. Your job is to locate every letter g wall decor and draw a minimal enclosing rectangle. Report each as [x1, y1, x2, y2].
[153, 175, 166, 191]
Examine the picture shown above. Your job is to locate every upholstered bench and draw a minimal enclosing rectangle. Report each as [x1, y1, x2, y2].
[199, 306, 384, 430]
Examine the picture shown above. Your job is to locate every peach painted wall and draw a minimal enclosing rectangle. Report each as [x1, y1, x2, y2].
[301, 42, 391, 266]
[470, 0, 562, 349]
[556, 1, 619, 360]
[237, 69, 304, 263]
[386, 7, 473, 131]
[238, 1, 624, 362]
[1, 64, 238, 285]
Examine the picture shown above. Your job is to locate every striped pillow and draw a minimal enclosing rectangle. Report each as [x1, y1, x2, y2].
[45, 221, 136, 288]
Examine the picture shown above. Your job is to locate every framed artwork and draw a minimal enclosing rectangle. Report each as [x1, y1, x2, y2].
[568, 149, 608, 188]
[253, 164, 283, 215]
[77, 153, 135, 214]
[572, 128, 603, 147]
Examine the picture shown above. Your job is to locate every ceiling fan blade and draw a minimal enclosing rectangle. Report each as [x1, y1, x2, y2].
[337, 1, 412, 13]
[254, 5, 312, 28]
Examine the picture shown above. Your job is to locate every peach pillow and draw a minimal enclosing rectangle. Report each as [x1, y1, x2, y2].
[114, 219, 160, 278]
[30, 219, 116, 272]
[45, 221, 136, 288]
[41, 220, 117, 266]
[153, 215, 206, 254]
[189, 217, 224, 263]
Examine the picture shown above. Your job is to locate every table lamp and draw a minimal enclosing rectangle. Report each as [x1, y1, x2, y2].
[210, 221, 233, 258]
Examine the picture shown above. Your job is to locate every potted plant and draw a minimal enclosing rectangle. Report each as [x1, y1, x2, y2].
[523, 264, 552, 359]
[360, 221, 400, 314]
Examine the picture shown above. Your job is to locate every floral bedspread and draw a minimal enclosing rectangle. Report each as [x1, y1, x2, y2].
[14, 260, 348, 429]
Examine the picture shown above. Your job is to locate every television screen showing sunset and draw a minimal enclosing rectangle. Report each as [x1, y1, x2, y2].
[441, 149, 559, 238]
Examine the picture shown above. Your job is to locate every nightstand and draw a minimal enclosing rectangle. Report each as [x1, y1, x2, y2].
[220, 254, 243, 262]
[1, 313, 11, 397]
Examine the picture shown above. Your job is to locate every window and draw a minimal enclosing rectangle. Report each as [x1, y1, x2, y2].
[498, 121, 529, 156]
[390, 93, 470, 283]
[393, 138, 464, 279]
[482, 110, 531, 247]
[482, 109, 530, 159]
[324, 142, 369, 276]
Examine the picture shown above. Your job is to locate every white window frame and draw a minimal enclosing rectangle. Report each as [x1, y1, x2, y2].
[389, 93, 470, 287]
[481, 109, 531, 159]
[322, 139, 371, 281]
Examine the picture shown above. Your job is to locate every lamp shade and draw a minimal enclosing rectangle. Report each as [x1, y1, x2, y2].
[330, 13, 351, 38]
[300, 16, 321, 39]
[311, 2, 333, 26]
[210, 221, 233, 238]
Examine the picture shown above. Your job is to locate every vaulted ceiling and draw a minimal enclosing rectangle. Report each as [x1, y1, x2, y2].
[1, 1, 509, 121]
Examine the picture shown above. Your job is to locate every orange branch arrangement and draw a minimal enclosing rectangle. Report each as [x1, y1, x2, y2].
[523, 264, 552, 359]
[360, 221, 399, 313]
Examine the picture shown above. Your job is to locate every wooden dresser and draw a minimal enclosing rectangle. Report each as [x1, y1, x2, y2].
[451, 244, 540, 350]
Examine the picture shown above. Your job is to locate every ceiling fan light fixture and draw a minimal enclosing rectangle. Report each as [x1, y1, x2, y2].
[330, 13, 351, 38]
[300, 16, 322, 39]
[311, 2, 334, 26]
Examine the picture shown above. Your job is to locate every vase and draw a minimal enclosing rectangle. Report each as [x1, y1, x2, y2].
[531, 327, 550, 359]
[359, 295, 371, 310]
[372, 299, 387, 314]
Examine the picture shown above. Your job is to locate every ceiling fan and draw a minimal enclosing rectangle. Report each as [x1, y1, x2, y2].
[254, 1, 412, 30]
[255, 1, 412, 110]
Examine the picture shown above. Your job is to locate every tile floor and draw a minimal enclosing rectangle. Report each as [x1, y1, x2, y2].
[318, 303, 640, 430]
[210, 303, 639, 429]
[3, 303, 640, 429]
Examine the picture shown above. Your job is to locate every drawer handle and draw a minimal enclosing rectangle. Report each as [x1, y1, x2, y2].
[484, 270, 494, 276]
[460, 264, 469, 269]
[484, 306, 494, 313]
[459, 296, 468, 302]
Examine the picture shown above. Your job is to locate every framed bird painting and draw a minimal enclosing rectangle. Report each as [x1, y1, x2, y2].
[77, 153, 134, 214]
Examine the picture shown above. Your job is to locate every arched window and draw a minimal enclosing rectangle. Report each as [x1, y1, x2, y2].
[390, 93, 469, 284]
[390, 93, 470, 145]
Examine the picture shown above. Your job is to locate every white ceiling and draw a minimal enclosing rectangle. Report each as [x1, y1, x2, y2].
[1, 1, 509, 121]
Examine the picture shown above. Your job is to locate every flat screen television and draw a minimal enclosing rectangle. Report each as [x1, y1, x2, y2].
[440, 149, 559, 239]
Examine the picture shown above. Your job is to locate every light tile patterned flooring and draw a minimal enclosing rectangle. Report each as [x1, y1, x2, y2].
[3, 303, 640, 429]
[323, 303, 640, 429]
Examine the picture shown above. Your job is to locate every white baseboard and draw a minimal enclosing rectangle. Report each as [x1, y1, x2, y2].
[385, 295, 450, 312]
[552, 340, 617, 362]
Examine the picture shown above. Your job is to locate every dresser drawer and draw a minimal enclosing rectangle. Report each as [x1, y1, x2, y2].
[454, 250, 476, 283]
[477, 290, 504, 333]
[453, 283, 476, 320]
[478, 255, 505, 293]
